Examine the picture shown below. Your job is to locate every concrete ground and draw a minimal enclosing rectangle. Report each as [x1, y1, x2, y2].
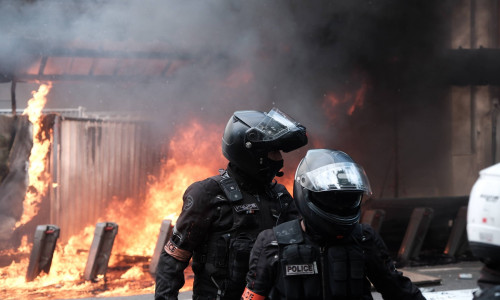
[65, 260, 483, 300]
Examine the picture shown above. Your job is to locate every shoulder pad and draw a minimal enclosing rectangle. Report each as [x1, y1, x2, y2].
[273, 219, 304, 245]
[273, 183, 289, 194]
[209, 174, 243, 202]
[352, 223, 371, 243]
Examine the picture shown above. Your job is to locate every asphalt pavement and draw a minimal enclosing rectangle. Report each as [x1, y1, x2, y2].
[64, 261, 483, 300]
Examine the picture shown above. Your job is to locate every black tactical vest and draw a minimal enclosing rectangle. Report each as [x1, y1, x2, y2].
[192, 173, 293, 299]
[273, 219, 367, 300]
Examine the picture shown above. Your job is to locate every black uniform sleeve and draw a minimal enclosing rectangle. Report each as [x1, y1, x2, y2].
[361, 225, 426, 300]
[154, 178, 219, 299]
[155, 250, 189, 300]
[172, 179, 220, 251]
[245, 229, 280, 296]
[274, 183, 300, 222]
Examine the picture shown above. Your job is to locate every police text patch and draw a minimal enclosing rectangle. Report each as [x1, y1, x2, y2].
[285, 262, 318, 276]
[233, 203, 259, 213]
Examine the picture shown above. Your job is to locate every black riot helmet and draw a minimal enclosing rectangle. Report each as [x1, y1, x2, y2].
[293, 149, 372, 240]
[222, 107, 307, 184]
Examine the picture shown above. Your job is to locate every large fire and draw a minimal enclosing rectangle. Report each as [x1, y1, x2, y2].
[0, 83, 301, 299]
[0, 83, 228, 299]
[15, 83, 53, 228]
[105, 120, 225, 258]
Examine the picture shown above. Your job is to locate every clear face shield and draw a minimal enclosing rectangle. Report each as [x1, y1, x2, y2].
[297, 162, 372, 194]
[255, 108, 297, 140]
[296, 161, 372, 226]
[244, 107, 307, 153]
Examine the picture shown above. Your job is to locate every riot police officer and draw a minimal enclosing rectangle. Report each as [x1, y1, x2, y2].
[154, 108, 308, 300]
[242, 149, 425, 300]
[467, 163, 500, 300]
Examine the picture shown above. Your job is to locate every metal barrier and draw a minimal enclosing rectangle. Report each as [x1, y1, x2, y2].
[26, 225, 60, 282]
[149, 219, 174, 276]
[397, 207, 434, 267]
[443, 206, 469, 257]
[84, 222, 119, 281]
[361, 209, 386, 233]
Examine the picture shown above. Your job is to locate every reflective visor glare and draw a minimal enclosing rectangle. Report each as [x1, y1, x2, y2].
[302, 163, 370, 192]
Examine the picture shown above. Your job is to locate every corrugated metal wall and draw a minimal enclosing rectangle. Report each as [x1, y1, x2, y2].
[49, 116, 162, 243]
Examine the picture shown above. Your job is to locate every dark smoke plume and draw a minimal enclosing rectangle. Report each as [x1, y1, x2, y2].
[0, 0, 453, 201]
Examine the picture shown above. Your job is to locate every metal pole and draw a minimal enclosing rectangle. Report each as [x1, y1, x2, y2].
[10, 80, 16, 116]
[493, 98, 499, 163]
[470, 0, 477, 154]
[394, 98, 399, 198]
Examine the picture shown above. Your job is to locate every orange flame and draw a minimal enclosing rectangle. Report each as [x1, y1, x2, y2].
[0, 225, 96, 299]
[103, 120, 225, 257]
[0, 117, 225, 299]
[322, 75, 369, 121]
[16, 83, 53, 228]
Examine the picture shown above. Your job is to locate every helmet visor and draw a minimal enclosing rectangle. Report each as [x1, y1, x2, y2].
[244, 107, 307, 153]
[298, 162, 372, 194]
[307, 190, 363, 226]
[311, 191, 362, 212]
[248, 108, 299, 142]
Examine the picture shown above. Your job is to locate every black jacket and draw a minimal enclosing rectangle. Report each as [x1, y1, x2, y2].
[155, 164, 299, 300]
[245, 219, 426, 300]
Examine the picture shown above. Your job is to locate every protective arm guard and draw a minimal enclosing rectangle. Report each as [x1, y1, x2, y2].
[154, 250, 190, 300]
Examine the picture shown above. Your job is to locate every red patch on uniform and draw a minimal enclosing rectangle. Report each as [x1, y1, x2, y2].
[164, 240, 192, 262]
[241, 287, 265, 300]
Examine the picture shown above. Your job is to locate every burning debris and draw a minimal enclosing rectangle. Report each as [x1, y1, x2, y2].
[0, 83, 231, 298]
[0, 0, 494, 298]
[17, 83, 53, 228]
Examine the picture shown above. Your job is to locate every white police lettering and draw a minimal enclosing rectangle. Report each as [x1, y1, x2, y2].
[233, 203, 259, 213]
[285, 262, 318, 276]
